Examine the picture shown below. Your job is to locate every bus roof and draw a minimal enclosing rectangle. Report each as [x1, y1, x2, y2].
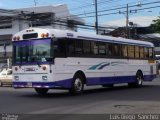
[13, 27, 154, 47]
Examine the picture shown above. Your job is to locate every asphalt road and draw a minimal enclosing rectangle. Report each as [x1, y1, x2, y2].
[0, 78, 160, 119]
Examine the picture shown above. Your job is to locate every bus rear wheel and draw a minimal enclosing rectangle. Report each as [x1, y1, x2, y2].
[35, 88, 48, 95]
[69, 74, 84, 95]
[128, 72, 143, 88]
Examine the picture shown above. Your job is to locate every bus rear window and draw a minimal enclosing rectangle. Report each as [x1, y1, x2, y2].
[23, 33, 38, 39]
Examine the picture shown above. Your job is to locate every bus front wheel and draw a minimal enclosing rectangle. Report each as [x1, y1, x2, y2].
[35, 88, 48, 95]
[69, 74, 84, 95]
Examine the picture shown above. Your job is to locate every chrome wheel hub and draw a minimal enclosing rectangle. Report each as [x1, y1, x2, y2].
[74, 78, 82, 91]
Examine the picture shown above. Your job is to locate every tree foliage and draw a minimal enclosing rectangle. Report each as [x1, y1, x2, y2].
[150, 16, 160, 33]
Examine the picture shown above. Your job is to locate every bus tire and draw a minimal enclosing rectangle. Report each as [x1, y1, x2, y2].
[0, 81, 3, 87]
[35, 88, 48, 95]
[102, 84, 114, 88]
[128, 71, 143, 88]
[69, 74, 84, 95]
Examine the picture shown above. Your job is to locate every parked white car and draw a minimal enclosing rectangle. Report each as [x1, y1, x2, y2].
[0, 68, 12, 86]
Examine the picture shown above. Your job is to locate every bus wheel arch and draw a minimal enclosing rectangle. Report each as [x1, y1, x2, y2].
[128, 69, 144, 87]
[69, 70, 86, 95]
[74, 70, 86, 84]
[136, 70, 144, 87]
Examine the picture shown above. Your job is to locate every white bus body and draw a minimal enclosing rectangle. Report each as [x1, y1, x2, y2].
[12, 28, 156, 94]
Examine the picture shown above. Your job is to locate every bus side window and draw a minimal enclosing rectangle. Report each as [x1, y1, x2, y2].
[112, 44, 121, 57]
[99, 42, 106, 55]
[135, 46, 140, 58]
[55, 39, 66, 57]
[67, 39, 75, 56]
[75, 40, 83, 54]
[108, 43, 112, 56]
[91, 42, 98, 55]
[128, 45, 135, 58]
[140, 47, 144, 59]
[122, 45, 128, 58]
[149, 48, 154, 59]
[83, 40, 91, 55]
[144, 47, 149, 59]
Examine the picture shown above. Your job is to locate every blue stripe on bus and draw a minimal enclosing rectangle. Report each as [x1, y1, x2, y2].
[13, 75, 156, 88]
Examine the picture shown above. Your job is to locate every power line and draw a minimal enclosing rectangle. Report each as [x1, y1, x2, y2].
[55, 0, 160, 20]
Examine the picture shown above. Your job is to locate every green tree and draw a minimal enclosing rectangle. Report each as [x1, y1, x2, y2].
[150, 16, 160, 33]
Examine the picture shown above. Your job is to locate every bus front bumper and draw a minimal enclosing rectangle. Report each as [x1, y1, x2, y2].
[13, 79, 72, 89]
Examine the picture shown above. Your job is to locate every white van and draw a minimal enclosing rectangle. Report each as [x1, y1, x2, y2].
[0, 68, 12, 86]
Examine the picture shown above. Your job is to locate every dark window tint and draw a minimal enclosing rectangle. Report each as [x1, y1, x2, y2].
[75, 40, 83, 54]
[122, 45, 128, 58]
[67, 39, 75, 54]
[83, 40, 91, 54]
[135, 46, 140, 58]
[99, 42, 106, 55]
[54, 39, 66, 57]
[128, 45, 135, 58]
[113, 44, 121, 57]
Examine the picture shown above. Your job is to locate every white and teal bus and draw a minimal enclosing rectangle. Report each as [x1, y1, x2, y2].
[12, 28, 156, 95]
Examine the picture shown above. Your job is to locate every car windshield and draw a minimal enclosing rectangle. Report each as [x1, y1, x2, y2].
[13, 38, 52, 64]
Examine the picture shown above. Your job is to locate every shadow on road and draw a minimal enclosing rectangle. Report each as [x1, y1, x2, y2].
[19, 84, 160, 102]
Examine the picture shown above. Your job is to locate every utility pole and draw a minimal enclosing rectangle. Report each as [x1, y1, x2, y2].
[95, 0, 98, 34]
[126, 4, 129, 39]
[34, 0, 37, 6]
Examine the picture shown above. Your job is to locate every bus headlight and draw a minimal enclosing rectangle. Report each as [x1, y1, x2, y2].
[14, 76, 19, 81]
[42, 76, 47, 81]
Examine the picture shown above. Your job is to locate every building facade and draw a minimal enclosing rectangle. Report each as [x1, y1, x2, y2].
[0, 5, 84, 67]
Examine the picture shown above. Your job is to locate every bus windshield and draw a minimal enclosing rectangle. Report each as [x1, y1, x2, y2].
[13, 38, 52, 64]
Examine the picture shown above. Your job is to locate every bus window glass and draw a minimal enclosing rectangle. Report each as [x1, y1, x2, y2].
[140, 47, 144, 58]
[83, 40, 91, 54]
[108, 43, 112, 56]
[30, 39, 51, 62]
[135, 46, 140, 58]
[144, 47, 149, 58]
[149, 48, 153, 58]
[67, 39, 75, 54]
[91, 42, 98, 55]
[113, 44, 121, 57]
[122, 45, 128, 58]
[99, 42, 106, 55]
[128, 45, 135, 58]
[13, 41, 29, 64]
[75, 40, 83, 54]
[54, 39, 66, 57]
